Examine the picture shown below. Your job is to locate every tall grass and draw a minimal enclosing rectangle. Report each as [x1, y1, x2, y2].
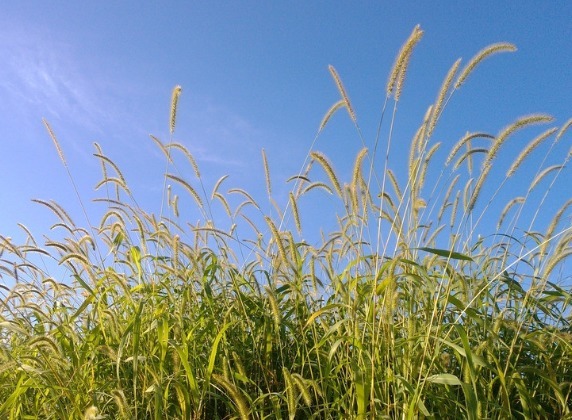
[1, 27, 571, 419]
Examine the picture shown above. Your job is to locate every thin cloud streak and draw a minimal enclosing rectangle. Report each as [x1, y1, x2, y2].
[1, 36, 94, 128]
[177, 100, 269, 169]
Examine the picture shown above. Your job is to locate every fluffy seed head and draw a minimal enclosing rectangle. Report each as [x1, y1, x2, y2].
[170, 85, 182, 135]
[387, 25, 424, 100]
[455, 43, 517, 89]
[328, 65, 357, 123]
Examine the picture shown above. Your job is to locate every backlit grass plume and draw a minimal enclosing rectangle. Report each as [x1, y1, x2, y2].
[170, 85, 182, 135]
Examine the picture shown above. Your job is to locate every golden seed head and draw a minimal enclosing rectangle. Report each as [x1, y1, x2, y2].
[169, 85, 182, 135]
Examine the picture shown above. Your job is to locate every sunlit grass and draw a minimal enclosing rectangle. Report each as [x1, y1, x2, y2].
[1, 26, 571, 419]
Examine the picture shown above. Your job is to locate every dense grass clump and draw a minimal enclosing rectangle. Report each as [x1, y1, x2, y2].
[1, 27, 571, 419]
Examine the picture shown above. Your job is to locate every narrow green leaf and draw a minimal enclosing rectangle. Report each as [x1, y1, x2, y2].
[73, 274, 94, 296]
[304, 303, 344, 329]
[174, 345, 199, 405]
[207, 323, 232, 379]
[129, 245, 142, 281]
[426, 373, 463, 385]
[418, 247, 473, 261]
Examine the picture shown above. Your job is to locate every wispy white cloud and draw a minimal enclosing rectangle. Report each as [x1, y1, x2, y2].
[0, 21, 150, 173]
[0, 18, 270, 180]
[0, 29, 108, 134]
[181, 100, 267, 169]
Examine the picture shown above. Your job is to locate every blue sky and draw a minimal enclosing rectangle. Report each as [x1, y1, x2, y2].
[0, 3, 571, 277]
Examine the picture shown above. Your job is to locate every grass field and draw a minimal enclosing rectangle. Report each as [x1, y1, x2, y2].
[1, 26, 571, 419]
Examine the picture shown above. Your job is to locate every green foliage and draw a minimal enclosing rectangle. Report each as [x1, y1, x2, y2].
[1, 27, 571, 419]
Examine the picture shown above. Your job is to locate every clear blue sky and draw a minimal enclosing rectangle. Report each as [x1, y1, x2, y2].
[0, 3, 571, 273]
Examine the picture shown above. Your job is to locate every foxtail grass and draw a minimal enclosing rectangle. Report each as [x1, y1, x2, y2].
[1, 26, 571, 419]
